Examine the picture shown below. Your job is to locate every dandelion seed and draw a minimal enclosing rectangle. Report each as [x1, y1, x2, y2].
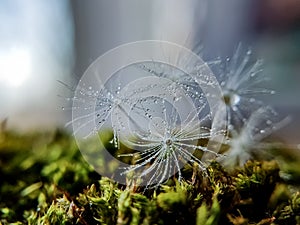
[65, 40, 226, 187]
[215, 44, 275, 130]
[65, 83, 119, 143]
[137, 56, 221, 110]
[119, 88, 222, 189]
[137, 62, 206, 108]
[220, 107, 289, 168]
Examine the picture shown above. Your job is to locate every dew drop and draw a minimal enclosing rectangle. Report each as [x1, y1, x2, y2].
[223, 90, 240, 106]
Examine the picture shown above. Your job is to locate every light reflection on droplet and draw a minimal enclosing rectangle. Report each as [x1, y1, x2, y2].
[223, 89, 240, 106]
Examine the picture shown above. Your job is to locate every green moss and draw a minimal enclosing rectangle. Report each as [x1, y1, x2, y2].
[1, 129, 300, 224]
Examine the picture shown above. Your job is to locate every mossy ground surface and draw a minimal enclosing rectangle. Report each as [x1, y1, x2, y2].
[0, 129, 300, 225]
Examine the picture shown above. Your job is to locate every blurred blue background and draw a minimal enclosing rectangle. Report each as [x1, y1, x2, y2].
[0, 0, 300, 144]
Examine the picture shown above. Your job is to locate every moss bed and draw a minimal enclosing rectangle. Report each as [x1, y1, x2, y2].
[0, 129, 300, 225]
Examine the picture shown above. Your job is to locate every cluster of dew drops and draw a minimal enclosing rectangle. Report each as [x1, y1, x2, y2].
[62, 43, 284, 188]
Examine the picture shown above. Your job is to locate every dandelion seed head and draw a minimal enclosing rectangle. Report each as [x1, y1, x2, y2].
[220, 107, 288, 168]
[211, 44, 275, 131]
[63, 41, 234, 188]
[55, 31, 291, 190]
